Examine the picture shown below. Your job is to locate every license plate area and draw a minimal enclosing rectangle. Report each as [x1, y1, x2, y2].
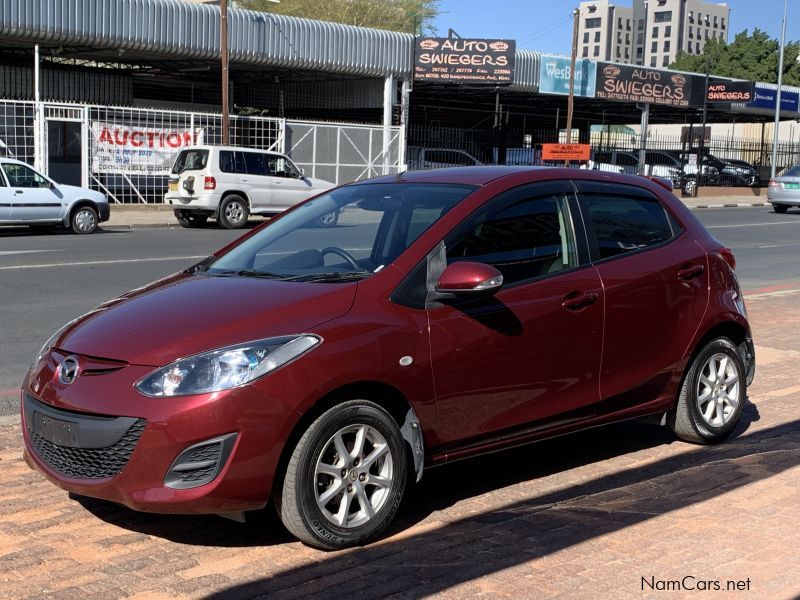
[784, 183, 799, 189]
[32, 412, 78, 447]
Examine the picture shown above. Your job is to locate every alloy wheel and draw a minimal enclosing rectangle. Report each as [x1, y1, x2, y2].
[696, 352, 740, 428]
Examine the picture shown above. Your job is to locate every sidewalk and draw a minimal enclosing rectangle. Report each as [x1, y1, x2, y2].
[105, 193, 773, 230]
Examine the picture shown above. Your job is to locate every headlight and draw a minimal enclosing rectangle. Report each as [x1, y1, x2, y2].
[135, 335, 321, 397]
[33, 329, 61, 368]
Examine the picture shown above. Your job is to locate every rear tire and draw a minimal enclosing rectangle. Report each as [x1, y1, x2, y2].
[71, 206, 98, 234]
[275, 400, 408, 550]
[668, 337, 745, 444]
[218, 195, 249, 229]
[772, 203, 789, 214]
[174, 209, 209, 228]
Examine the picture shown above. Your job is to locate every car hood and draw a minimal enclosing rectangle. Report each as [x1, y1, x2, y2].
[56, 273, 356, 366]
[306, 177, 335, 190]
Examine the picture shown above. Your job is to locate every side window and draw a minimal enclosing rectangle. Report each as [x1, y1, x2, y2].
[219, 151, 246, 174]
[0, 167, 6, 186]
[243, 152, 268, 176]
[445, 184, 578, 286]
[3, 163, 47, 188]
[581, 189, 674, 259]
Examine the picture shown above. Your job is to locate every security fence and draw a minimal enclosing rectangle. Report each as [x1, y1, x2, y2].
[0, 99, 402, 203]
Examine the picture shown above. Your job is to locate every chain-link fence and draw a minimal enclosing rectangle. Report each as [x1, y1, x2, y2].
[0, 100, 35, 163]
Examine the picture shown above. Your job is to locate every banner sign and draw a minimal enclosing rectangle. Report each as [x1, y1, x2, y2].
[747, 85, 800, 113]
[541, 143, 591, 161]
[539, 57, 597, 97]
[414, 37, 516, 84]
[706, 80, 754, 103]
[91, 122, 204, 174]
[595, 63, 702, 107]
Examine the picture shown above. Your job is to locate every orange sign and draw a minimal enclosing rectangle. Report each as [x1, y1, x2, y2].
[541, 143, 591, 161]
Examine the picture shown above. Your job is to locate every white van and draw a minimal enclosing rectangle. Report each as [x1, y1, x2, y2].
[165, 146, 335, 228]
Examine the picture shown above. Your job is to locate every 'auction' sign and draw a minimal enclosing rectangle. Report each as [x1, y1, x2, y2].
[414, 37, 516, 84]
[91, 123, 204, 174]
[595, 63, 702, 107]
[706, 81, 754, 103]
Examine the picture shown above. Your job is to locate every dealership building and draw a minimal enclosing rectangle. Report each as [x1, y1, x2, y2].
[1, 0, 798, 202]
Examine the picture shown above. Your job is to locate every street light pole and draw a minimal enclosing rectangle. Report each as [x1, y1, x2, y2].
[771, 0, 788, 178]
[564, 7, 580, 165]
[221, 0, 230, 145]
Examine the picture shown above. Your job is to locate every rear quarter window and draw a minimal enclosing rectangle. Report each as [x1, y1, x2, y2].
[172, 150, 208, 174]
[578, 183, 676, 260]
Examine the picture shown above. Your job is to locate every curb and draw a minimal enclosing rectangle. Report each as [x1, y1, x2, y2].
[690, 202, 769, 209]
[103, 223, 182, 231]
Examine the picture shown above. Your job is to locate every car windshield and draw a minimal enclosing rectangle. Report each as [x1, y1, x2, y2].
[203, 182, 476, 282]
[782, 165, 800, 177]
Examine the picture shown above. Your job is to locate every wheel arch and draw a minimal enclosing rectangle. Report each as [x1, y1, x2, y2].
[63, 199, 99, 227]
[681, 318, 752, 395]
[220, 190, 250, 206]
[273, 381, 425, 498]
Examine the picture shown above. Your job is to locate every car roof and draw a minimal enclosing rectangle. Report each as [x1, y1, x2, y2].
[0, 157, 29, 166]
[182, 145, 284, 156]
[363, 166, 547, 186]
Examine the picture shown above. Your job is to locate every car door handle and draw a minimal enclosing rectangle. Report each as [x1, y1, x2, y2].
[562, 291, 599, 311]
[678, 264, 705, 280]
[14, 190, 23, 194]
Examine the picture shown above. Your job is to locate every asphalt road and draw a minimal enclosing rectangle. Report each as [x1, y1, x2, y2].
[1, 205, 798, 416]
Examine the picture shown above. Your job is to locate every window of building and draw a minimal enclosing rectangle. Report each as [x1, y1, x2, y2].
[721, 17, 726, 29]
[650, 56, 657, 66]
[713, 15, 718, 27]
[665, 25, 671, 37]
[625, 48, 630, 58]
[616, 47, 621, 57]
[689, 11, 694, 23]
[583, 31, 589, 43]
[662, 55, 669, 66]
[654, 11, 672, 23]
[652, 26, 658, 38]
[636, 47, 643, 56]
[638, 18, 644, 30]
[704, 14, 710, 25]
[696, 41, 701, 53]
[651, 41, 658, 53]
[626, 34, 630, 44]
[617, 33, 623, 44]
[688, 26, 693, 38]
[594, 45, 600, 57]
[664, 41, 671, 52]
[705, 29, 710, 39]
[637, 33, 644, 44]
[595, 31, 601, 43]
[582, 46, 589, 58]
[626, 19, 631, 31]
[618, 17, 623, 28]
[585, 17, 602, 28]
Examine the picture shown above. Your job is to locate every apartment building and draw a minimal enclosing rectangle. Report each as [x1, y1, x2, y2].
[578, 0, 730, 67]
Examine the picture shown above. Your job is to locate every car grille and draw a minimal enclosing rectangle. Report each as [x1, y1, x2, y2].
[28, 419, 146, 479]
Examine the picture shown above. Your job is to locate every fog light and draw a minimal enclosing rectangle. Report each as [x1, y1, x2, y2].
[164, 433, 237, 490]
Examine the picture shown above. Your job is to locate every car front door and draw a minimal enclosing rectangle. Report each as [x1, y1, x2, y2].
[427, 180, 604, 446]
[0, 168, 10, 221]
[267, 155, 314, 210]
[574, 180, 709, 404]
[2, 162, 65, 222]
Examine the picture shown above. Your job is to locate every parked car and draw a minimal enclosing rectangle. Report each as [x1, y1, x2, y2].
[407, 147, 483, 170]
[589, 150, 684, 189]
[0, 158, 109, 233]
[768, 165, 800, 213]
[716, 158, 760, 187]
[164, 146, 335, 229]
[23, 166, 754, 550]
[587, 150, 639, 175]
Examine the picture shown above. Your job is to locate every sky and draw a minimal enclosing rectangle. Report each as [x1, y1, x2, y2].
[432, 0, 798, 55]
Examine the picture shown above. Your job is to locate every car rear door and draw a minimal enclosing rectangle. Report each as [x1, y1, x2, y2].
[240, 151, 271, 211]
[427, 180, 604, 446]
[574, 180, 709, 404]
[2, 162, 64, 221]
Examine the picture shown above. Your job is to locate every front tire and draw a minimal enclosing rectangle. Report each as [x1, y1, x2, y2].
[772, 203, 789, 214]
[668, 337, 746, 444]
[314, 210, 339, 228]
[275, 400, 408, 550]
[174, 209, 209, 228]
[71, 206, 98, 234]
[218, 195, 249, 229]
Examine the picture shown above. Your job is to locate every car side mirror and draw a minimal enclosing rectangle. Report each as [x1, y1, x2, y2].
[435, 261, 503, 298]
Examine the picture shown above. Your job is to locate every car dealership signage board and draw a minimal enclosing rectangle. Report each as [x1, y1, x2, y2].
[541, 144, 591, 161]
[414, 38, 516, 84]
[91, 123, 203, 174]
[706, 80, 754, 103]
[539, 57, 597, 97]
[747, 85, 800, 113]
[595, 63, 703, 107]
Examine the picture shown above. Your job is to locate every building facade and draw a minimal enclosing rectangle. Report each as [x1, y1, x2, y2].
[580, 0, 729, 67]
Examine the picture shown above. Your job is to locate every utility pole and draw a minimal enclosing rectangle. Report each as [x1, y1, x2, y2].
[564, 6, 580, 166]
[221, 0, 230, 145]
[771, 0, 789, 178]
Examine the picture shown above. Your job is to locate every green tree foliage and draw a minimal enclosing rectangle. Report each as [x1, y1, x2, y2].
[235, 0, 440, 34]
[670, 29, 800, 86]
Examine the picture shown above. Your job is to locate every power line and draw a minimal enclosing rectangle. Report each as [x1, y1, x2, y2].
[518, 13, 573, 46]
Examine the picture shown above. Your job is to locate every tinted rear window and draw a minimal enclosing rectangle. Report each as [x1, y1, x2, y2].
[172, 150, 208, 174]
[782, 165, 800, 177]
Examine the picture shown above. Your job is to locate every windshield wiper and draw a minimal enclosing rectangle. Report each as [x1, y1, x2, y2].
[209, 269, 287, 279]
[279, 271, 371, 283]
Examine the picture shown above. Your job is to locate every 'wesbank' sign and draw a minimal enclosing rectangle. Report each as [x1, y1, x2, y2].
[539, 57, 597, 97]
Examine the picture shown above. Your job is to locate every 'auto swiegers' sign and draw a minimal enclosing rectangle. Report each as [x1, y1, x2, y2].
[91, 123, 204, 175]
[414, 38, 516, 84]
[595, 63, 703, 107]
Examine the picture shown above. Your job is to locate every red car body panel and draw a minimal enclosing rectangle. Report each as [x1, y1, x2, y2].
[21, 167, 753, 515]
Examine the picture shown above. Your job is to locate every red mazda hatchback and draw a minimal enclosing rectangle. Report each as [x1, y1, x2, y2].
[22, 167, 754, 549]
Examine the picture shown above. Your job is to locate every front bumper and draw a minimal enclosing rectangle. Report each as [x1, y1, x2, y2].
[98, 203, 111, 223]
[21, 350, 296, 514]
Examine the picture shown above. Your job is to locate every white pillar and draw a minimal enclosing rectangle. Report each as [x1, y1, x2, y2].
[382, 75, 394, 175]
[33, 44, 44, 172]
[398, 79, 411, 172]
[638, 103, 650, 175]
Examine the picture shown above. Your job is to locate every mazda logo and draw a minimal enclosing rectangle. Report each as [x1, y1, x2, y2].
[58, 356, 80, 385]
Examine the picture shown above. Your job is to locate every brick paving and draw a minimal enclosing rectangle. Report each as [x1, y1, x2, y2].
[1, 295, 798, 600]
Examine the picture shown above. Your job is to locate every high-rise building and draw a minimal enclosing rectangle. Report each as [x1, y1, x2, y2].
[577, 0, 730, 67]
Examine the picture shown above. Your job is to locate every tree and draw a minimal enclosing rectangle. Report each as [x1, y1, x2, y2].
[235, 0, 440, 34]
[670, 29, 800, 87]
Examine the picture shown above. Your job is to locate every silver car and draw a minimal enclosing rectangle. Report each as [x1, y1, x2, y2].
[768, 165, 800, 213]
[0, 158, 109, 233]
